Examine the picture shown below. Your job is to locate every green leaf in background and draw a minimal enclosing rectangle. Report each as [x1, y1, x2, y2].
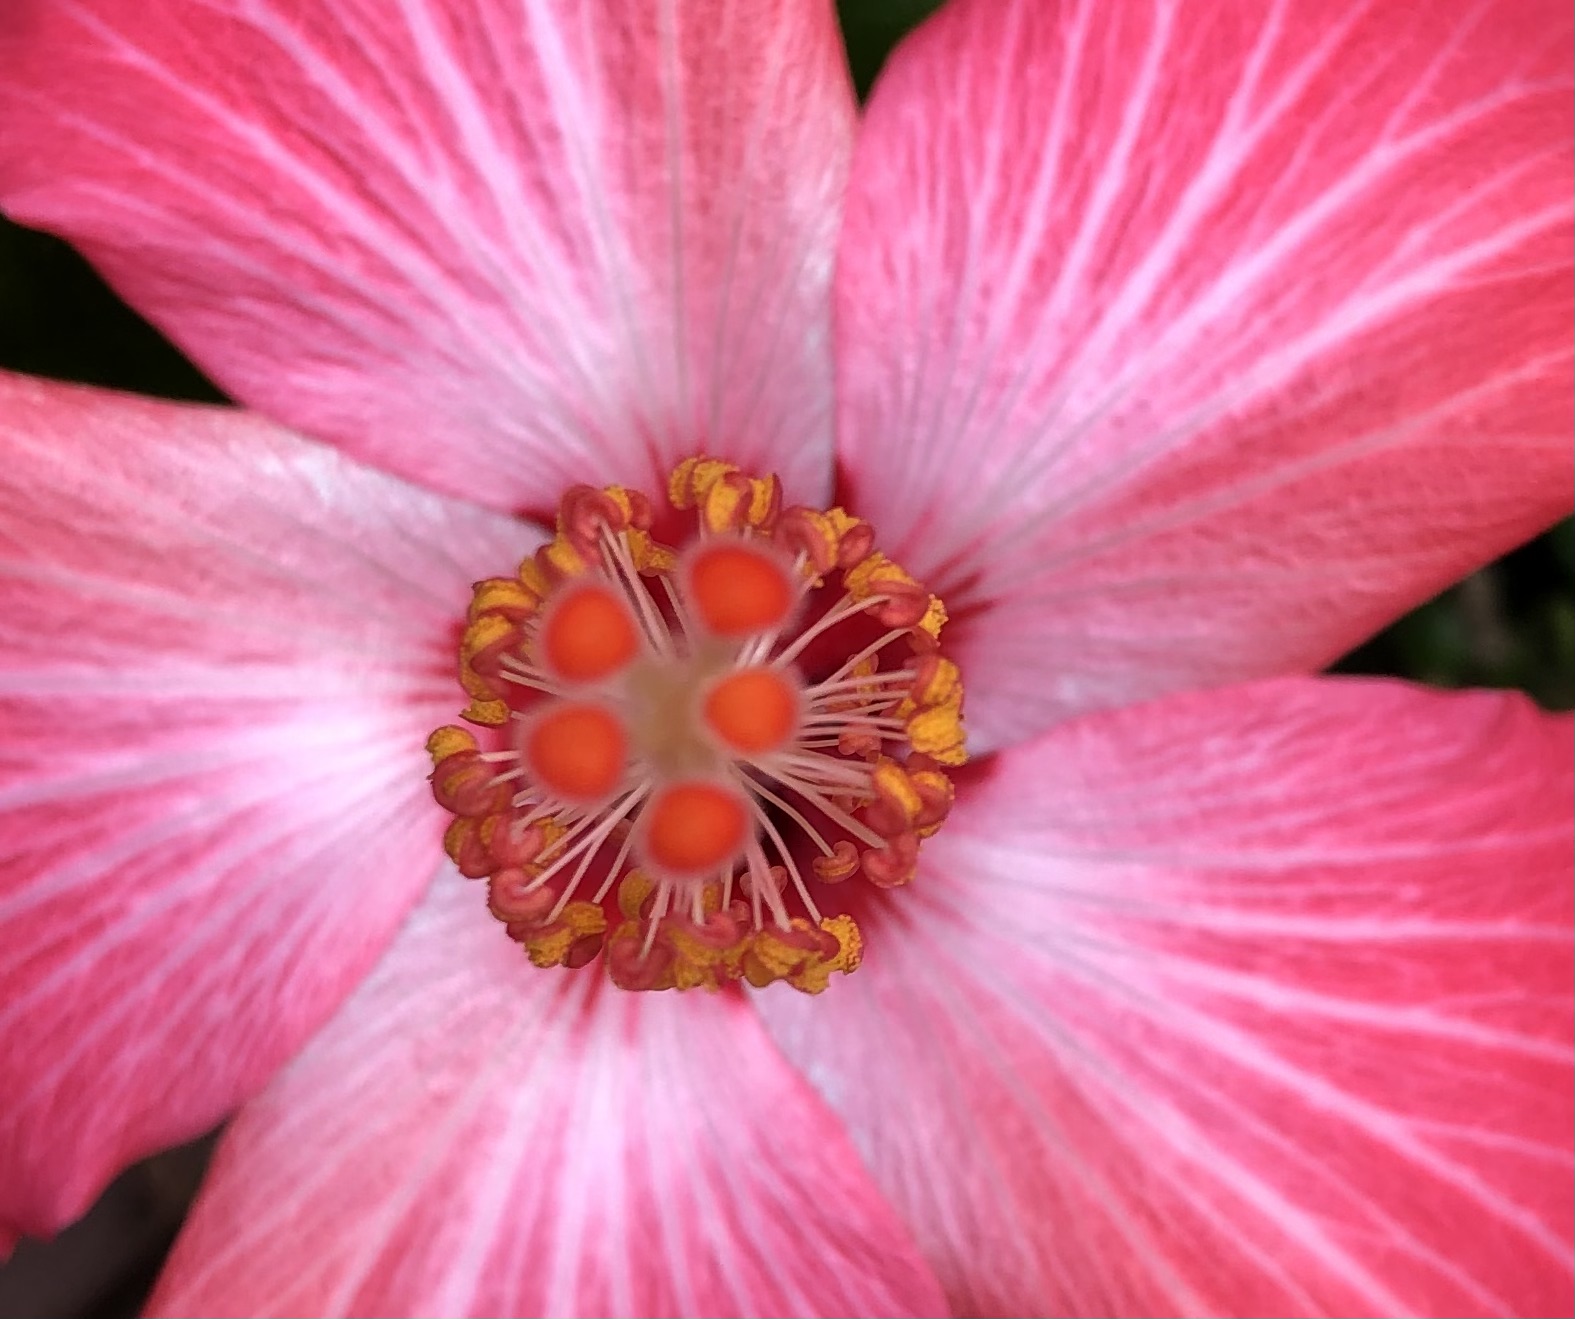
[839, 0, 945, 96]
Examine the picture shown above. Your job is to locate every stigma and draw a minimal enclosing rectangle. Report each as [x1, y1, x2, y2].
[427, 459, 965, 994]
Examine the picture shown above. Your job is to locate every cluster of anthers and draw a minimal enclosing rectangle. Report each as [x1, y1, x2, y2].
[427, 459, 966, 993]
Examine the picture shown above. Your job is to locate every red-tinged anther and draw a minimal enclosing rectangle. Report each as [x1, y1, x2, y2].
[702, 666, 800, 755]
[444, 817, 494, 879]
[524, 701, 628, 802]
[838, 726, 883, 758]
[811, 839, 860, 883]
[836, 522, 875, 568]
[873, 580, 933, 629]
[607, 925, 678, 992]
[863, 832, 919, 889]
[558, 484, 645, 560]
[539, 580, 640, 683]
[684, 540, 795, 638]
[639, 780, 750, 878]
[486, 819, 547, 870]
[430, 750, 509, 818]
[488, 868, 556, 926]
[774, 507, 839, 576]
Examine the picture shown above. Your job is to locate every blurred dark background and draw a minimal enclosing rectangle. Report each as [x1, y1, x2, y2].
[1, 2, 1569, 1317]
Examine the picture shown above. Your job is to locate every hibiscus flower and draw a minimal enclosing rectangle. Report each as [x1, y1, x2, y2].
[1, 0, 1570, 1315]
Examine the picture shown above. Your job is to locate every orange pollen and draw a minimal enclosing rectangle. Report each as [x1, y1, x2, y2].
[524, 702, 627, 801]
[540, 580, 639, 682]
[685, 540, 795, 638]
[428, 460, 967, 995]
[640, 780, 750, 879]
[704, 666, 799, 754]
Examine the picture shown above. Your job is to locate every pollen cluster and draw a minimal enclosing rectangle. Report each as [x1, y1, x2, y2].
[427, 458, 965, 993]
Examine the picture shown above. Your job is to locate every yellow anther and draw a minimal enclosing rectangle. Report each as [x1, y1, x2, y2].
[458, 612, 518, 727]
[701, 482, 750, 533]
[788, 914, 864, 993]
[667, 922, 749, 991]
[616, 870, 658, 920]
[518, 556, 552, 598]
[467, 576, 540, 624]
[537, 535, 590, 581]
[442, 817, 469, 862]
[823, 914, 863, 972]
[426, 725, 477, 765]
[778, 507, 839, 578]
[670, 458, 739, 512]
[668, 457, 779, 532]
[524, 926, 574, 969]
[565, 901, 609, 936]
[525, 819, 570, 876]
[907, 695, 967, 766]
[522, 902, 608, 969]
[742, 928, 805, 986]
[625, 527, 676, 574]
[910, 766, 956, 837]
[916, 594, 948, 641]
[871, 759, 925, 827]
[843, 550, 942, 634]
[842, 550, 899, 599]
[667, 457, 717, 507]
[913, 656, 962, 707]
[590, 485, 639, 528]
[459, 614, 513, 681]
[461, 696, 509, 726]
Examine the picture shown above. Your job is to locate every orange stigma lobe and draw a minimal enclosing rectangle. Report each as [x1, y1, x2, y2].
[540, 581, 639, 682]
[685, 540, 794, 637]
[640, 780, 749, 877]
[703, 666, 799, 755]
[525, 702, 627, 801]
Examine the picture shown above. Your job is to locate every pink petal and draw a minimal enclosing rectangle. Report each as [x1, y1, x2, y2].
[147, 872, 948, 1319]
[0, 0, 854, 511]
[0, 373, 537, 1246]
[835, 0, 1574, 750]
[756, 677, 1574, 1317]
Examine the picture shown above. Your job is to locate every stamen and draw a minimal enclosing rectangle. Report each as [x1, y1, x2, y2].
[817, 629, 913, 687]
[739, 774, 838, 859]
[771, 592, 889, 669]
[597, 523, 673, 658]
[426, 458, 966, 995]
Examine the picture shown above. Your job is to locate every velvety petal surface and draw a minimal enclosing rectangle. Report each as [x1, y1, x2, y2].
[836, 0, 1574, 750]
[147, 871, 948, 1319]
[0, 0, 854, 510]
[757, 677, 1575, 1317]
[0, 374, 537, 1246]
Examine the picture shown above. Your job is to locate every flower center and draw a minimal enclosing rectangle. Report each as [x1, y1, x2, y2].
[427, 458, 966, 993]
